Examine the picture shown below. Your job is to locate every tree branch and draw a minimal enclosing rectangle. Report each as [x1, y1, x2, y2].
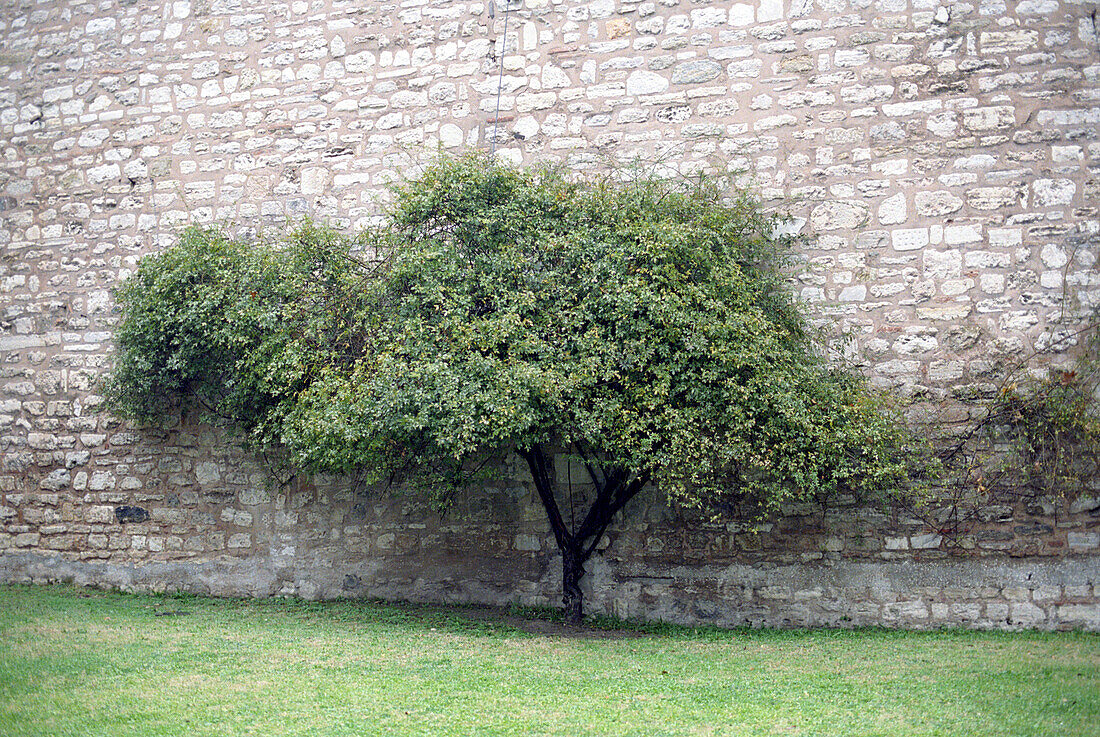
[518, 444, 572, 550]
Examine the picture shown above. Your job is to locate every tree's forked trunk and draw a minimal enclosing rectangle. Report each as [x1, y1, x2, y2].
[518, 443, 648, 626]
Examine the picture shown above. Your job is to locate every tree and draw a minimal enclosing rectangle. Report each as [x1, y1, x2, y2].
[107, 154, 913, 622]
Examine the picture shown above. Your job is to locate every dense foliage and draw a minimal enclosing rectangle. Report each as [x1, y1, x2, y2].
[106, 154, 916, 620]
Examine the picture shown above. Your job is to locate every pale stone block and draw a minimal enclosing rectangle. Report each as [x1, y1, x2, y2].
[926, 111, 957, 137]
[910, 534, 942, 549]
[883, 100, 943, 117]
[892, 228, 929, 251]
[961, 106, 1015, 131]
[345, 51, 376, 73]
[838, 285, 866, 302]
[915, 190, 963, 217]
[968, 187, 1019, 210]
[671, 60, 722, 84]
[894, 335, 937, 355]
[228, 533, 252, 549]
[835, 49, 870, 67]
[516, 92, 557, 112]
[239, 487, 271, 506]
[1033, 586, 1061, 602]
[299, 167, 327, 195]
[690, 7, 727, 27]
[886, 600, 929, 620]
[1068, 532, 1100, 549]
[941, 278, 974, 296]
[1051, 145, 1083, 163]
[980, 30, 1039, 53]
[811, 200, 869, 231]
[43, 85, 74, 103]
[987, 228, 1022, 248]
[979, 273, 1005, 294]
[439, 124, 464, 148]
[1010, 602, 1046, 626]
[1040, 244, 1069, 269]
[515, 534, 541, 551]
[917, 305, 972, 320]
[88, 472, 116, 491]
[951, 602, 982, 620]
[626, 70, 669, 96]
[924, 249, 962, 278]
[945, 225, 982, 245]
[1032, 179, 1075, 207]
[928, 360, 965, 382]
[1057, 604, 1100, 627]
[758, 0, 784, 22]
[729, 4, 754, 26]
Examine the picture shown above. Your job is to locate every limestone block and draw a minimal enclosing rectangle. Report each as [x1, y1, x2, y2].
[729, 4, 754, 26]
[239, 487, 271, 506]
[981, 30, 1039, 53]
[885, 600, 929, 621]
[345, 51, 376, 73]
[1068, 532, 1099, 549]
[626, 70, 669, 96]
[811, 201, 869, 231]
[1057, 604, 1100, 628]
[892, 228, 928, 251]
[961, 106, 1015, 132]
[86, 506, 115, 524]
[439, 124, 464, 148]
[894, 335, 938, 355]
[967, 187, 1020, 210]
[514, 533, 541, 551]
[838, 285, 866, 302]
[910, 534, 942, 550]
[690, 7, 726, 27]
[917, 305, 972, 320]
[915, 191, 963, 217]
[671, 60, 722, 85]
[227, 533, 252, 549]
[882, 100, 942, 117]
[1032, 179, 1075, 207]
[924, 249, 962, 278]
[300, 168, 328, 196]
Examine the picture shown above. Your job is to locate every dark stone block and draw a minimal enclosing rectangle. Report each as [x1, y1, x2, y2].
[114, 506, 149, 524]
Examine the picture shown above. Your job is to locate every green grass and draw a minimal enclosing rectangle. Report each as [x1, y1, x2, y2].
[0, 585, 1097, 736]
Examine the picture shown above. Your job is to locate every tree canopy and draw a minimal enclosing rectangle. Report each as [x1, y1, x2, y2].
[107, 154, 914, 621]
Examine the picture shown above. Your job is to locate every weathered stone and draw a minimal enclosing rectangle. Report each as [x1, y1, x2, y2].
[114, 506, 150, 524]
[810, 201, 869, 231]
[626, 70, 669, 96]
[915, 191, 963, 217]
[671, 60, 723, 85]
[1032, 179, 1076, 207]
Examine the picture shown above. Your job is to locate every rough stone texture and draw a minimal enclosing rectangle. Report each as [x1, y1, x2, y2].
[0, 0, 1098, 628]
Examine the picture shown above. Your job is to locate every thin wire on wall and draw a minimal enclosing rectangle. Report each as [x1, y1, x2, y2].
[489, 0, 510, 156]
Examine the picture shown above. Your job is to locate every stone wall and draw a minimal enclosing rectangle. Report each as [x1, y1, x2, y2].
[1, 0, 1098, 629]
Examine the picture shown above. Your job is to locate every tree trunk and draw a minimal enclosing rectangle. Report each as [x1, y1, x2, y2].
[518, 443, 648, 625]
[561, 542, 585, 624]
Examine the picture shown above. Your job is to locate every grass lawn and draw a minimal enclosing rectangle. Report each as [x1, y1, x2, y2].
[0, 584, 1097, 736]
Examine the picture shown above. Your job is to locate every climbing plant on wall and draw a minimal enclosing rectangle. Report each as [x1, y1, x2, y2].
[106, 153, 921, 621]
